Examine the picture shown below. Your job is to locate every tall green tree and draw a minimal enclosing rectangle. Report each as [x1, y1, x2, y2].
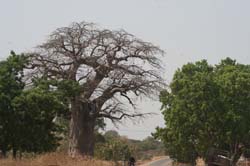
[0, 51, 27, 157]
[155, 58, 250, 165]
[0, 52, 64, 158]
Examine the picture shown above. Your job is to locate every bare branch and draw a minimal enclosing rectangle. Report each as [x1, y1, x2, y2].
[98, 111, 156, 124]
[26, 21, 165, 123]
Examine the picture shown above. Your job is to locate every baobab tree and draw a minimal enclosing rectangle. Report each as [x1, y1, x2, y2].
[28, 22, 165, 157]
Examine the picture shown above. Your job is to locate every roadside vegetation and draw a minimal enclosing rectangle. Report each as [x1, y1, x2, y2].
[0, 21, 164, 162]
[1, 20, 250, 166]
[94, 130, 165, 162]
[0, 153, 112, 166]
[155, 58, 250, 165]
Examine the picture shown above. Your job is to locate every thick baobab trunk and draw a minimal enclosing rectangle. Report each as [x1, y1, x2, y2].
[68, 99, 96, 157]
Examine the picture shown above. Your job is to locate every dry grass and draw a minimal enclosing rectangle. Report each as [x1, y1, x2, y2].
[237, 160, 250, 166]
[137, 156, 166, 165]
[171, 157, 206, 166]
[196, 158, 205, 166]
[0, 153, 113, 166]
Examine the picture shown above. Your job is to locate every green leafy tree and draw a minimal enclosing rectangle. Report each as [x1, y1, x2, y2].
[155, 58, 250, 165]
[213, 58, 250, 164]
[11, 87, 65, 156]
[0, 52, 65, 158]
[0, 52, 27, 157]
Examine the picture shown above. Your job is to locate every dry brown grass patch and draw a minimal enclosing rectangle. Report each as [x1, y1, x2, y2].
[0, 153, 112, 166]
[196, 158, 205, 166]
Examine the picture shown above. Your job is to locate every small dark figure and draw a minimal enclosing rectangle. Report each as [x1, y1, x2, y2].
[128, 156, 136, 166]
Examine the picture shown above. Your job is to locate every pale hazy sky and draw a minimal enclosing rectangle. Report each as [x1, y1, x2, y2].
[1, 0, 250, 140]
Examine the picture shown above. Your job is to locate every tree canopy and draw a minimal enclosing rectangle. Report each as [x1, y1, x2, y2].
[0, 52, 65, 158]
[27, 21, 165, 156]
[154, 58, 250, 165]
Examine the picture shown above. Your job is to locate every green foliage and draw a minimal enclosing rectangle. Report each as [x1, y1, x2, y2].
[95, 139, 131, 162]
[0, 52, 65, 157]
[138, 136, 164, 151]
[94, 131, 164, 162]
[56, 80, 81, 98]
[104, 130, 120, 139]
[0, 51, 27, 155]
[32, 78, 81, 103]
[95, 131, 132, 162]
[155, 58, 250, 164]
[12, 88, 65, 153]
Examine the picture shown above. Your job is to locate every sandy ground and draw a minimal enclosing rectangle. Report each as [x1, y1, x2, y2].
[138, 156, 169, 166]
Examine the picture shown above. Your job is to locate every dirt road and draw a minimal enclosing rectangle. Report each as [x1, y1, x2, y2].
[140, 156, 172, 166]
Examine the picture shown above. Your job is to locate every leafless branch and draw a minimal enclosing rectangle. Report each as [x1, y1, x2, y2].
[26, 21, 165, 122]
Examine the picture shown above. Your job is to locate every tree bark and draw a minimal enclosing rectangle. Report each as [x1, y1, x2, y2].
[68, 98, 96, 157]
